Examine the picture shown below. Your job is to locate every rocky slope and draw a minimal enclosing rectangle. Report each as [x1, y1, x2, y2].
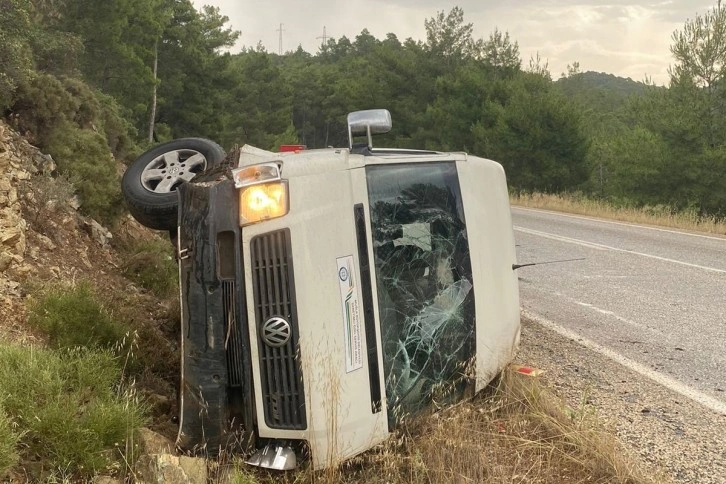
[0, 121, 206, 483]
[0, 121, 116, 341]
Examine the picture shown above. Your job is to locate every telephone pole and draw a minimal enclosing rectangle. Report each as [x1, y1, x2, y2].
[276, 23, 285, 55]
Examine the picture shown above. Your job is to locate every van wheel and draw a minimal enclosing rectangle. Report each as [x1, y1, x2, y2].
[122, 138, 226, 230]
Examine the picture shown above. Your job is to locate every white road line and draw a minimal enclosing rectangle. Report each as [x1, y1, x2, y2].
[512, 206, 726, 242]
[514, 225, 726, 274]
[522, 309, 726, 416]
[574, 301, 650, 332]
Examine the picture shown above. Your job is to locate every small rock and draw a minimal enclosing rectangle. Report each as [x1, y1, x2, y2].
[1, 228, 22, 246]
[12, 263, 34, 276]
[179, 456, 208, 484]
[0, 251, 13, 272]
[138, 428, 175, 455]
[137, 453, 207, 484]
[70, 195, 81, 210]
[15, 170, 31, 181]
[36, 233, 56, 250]
[84, 219, 113, 247]
[146, 393, 172, 417]
[93, 477, 122, 484]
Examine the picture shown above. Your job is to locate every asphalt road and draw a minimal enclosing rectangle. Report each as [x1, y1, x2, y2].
[512, 207, 726, 410]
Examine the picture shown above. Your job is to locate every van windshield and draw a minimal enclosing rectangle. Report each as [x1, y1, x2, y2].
[366, 162, 476, 425]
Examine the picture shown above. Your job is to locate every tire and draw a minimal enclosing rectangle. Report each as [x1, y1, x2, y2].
[122, 138, 226, 230]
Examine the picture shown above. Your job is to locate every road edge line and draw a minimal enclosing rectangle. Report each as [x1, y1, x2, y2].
[522, 309, 726, 416]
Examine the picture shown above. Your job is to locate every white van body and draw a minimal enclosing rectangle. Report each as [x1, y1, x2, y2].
[229, 143, 521, 468]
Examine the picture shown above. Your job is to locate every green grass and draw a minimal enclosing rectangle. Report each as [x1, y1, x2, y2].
[27, 281, 130, 350]
[121, 238, 178, 298]
[0, 344, 147, 479]
[0, 411, 20, 476]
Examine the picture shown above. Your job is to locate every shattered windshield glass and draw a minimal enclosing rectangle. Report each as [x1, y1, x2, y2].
[366, 162, 475, 426]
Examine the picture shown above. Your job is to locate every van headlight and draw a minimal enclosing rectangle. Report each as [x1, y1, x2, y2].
[232, 163, 289, 226]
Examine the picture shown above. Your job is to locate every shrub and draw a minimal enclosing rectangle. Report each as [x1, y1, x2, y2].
[0, 0, 33, 111]
[122, 238, 178, 298]
[0, 344, 147, 478]
[46, 121, 124, 224]
[10, 73, 139, 224]
[28, 281, 129, 350]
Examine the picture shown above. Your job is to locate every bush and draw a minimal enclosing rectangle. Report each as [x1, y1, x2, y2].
[28, 281, 129, 350]
[10, 73, 139, 224]
[0, 412, 20, 476]
[122, 239, 178, 298]
[0, 0, 33, 111]
[0, 344, 147, 478]
[46, 121, 124, 224]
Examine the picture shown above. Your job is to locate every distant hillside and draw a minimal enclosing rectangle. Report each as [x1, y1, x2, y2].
[556, 71, 654, 113]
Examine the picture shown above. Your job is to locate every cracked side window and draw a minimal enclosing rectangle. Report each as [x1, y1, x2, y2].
[366, 162, 475, 426]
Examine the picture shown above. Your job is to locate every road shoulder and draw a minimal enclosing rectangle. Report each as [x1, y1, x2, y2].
[517, 315, 726, 483]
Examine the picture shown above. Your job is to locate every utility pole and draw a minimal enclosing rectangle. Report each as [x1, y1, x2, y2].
[276, 23, 285, 55]
[317, 26, 328, 49]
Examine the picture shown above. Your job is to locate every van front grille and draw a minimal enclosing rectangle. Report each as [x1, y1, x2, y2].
[250, 230, 306, 430]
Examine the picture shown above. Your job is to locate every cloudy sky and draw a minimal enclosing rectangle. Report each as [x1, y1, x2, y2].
[192, 0, 714, 84]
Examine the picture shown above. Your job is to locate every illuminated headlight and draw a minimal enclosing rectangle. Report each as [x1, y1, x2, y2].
[232, 163, 289, 226]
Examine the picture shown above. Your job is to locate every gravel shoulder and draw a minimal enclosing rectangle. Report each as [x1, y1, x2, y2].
[516, 315, 726, 484]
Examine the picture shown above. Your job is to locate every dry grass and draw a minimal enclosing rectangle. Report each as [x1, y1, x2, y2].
[512, 193, 726, 236]
[225, 369, 662, 484]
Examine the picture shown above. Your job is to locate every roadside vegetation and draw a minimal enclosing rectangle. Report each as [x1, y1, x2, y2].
[226, 369, 659, 484]
[120, 238, 179, 298]
[512, 192, 726, 235]
[27, 281, 130, 350]
[0, 281, 163, 480]
[0, 344, 146, 480]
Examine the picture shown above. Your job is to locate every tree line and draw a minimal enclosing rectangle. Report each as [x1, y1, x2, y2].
[1, 2, 724, 221]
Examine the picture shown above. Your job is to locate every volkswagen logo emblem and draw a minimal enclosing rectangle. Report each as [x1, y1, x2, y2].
[261, 316, 291, 347]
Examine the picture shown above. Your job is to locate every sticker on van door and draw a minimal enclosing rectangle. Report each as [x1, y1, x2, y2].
[337, 255, 363, 373]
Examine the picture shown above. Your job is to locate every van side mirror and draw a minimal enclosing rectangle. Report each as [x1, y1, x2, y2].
[347, 109, 392, 149]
